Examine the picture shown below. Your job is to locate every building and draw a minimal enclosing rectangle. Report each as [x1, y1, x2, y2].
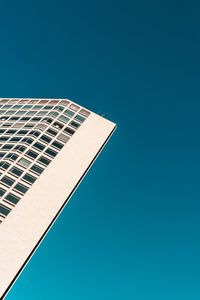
[0, 98, 116, 299]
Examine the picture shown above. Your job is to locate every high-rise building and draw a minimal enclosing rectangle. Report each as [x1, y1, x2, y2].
[0, 98, 116, 299]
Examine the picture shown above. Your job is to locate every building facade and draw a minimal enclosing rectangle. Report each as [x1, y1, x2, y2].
[0, 98, 116, 299]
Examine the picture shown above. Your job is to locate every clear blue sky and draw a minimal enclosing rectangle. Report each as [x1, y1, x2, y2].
[2, 0, 200, 299]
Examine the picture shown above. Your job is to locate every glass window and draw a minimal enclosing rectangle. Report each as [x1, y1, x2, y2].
[6, 130, 17, 134]
[0, 129, 5, 133]
[74, 115, 85, 122]
[26, 111, 37, 115]
[23, 173, 36, 184]
[38, 156, 50, 166]
[60, 100, 69, 106]
[39, 100, 48, 104]
[18, 130, 28, 135]
[33, 142, 45, 151]
[52, 121, 63, 129]
[36, 111, 46, 116]
[31, 117, 41, 121]
[5, 193, 20, 204]
[57, 133, 70, 143]
[15, 145, 26, 153]
[10, 137, 21, 142]
[20, 117, 30, 121]
[58, 115, 69, 123]
[14, 183, 28, 194]
[55, 106, 64, 111]
[0, 110, 6, 114]
[2, 105, 12, 109]
[0, 204, 11, 216]
[15, 111, 26, 115]
[0, 116, 9, 120]
[29, 100, 38, 104]
[48, 111, 58, 117]
[0, 153, 5, 158]
[10, 154, 18, 161]
[10, 167, 23, 177]
[25, 138, 33, 145]
[70, 121, 80, 128]
[13, 105, 22, 109]
[43, 106, 53, 110]
[1, 176, 14, 186]
[2, 144, 14, 150]
[6, 110, 16, 115]
[79, 109, 90, 117]
[0, 162, 10, 170]
[0, 137, 9, 141]
[10, 117, 19, 121]
[26, 150, 38, 159]
[52, 141, 64, 150]
[0, 188, 6, 196]
[30, 164, 44, 174]
[18, 158, 31, 168]
[47, 128, 57, 136]
[69, 103, 79, 111]
[40, 135, 51, 143]
[64, 127, 75, 135]
[33, 105, 42, 109]
[64, 109, 75, 117]
[45, 148, 57, 157]
[23, 105, 33, 109]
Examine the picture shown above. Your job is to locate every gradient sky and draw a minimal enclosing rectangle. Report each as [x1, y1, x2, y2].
[2, 0, 200, 299]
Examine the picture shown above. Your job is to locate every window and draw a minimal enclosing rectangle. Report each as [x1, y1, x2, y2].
[20, 117, 30, 121]
[2, 105, 12, 109]
[33, 105, 42, 109]
[18, 158, 31, 168]
[5, 193, 20, 204]
[1, 176, 15, 186]
[64, 109, 75, 117]
[70, 121, 80, 128]
[69, 103, 79, 111]
[18, 130, 28, 135]
[79, 109, 90, 117]
[15, 111, 26, 115]
[26, 111, 37, 115]
[47, 128, 57, 136]
[10, 167, 23, 177]
[45, 148, 57, 157]
[10, 117, 19, 121]
[0, 162, 10, 170]
[48, 111, 58, 117]
[6, 130, 17, 134]
[57, 133, 70, 143]
[55, 106, 64, 111]
[23, 173, 36, 184]
[64, 127, 75, 135]
[10, 154, 18, 161]
[25, 138, 33, 145]
[10, 137, 21, 142]
[30, 164, 44, 174]
[52, 141, 64, 150]
[0, 204, 11, 216]
[31, 117, 41, 121]
[23, 105, 33, 109]
[0, 116, 9, 120]
[38, 156, 50, 166]
[74, 115, 85, 122]
[0, 188, 6, 196]
[13, 105, 22, 109]
[6, 110, 16, 115]
[26, 150, 38, 159]
[33, 142, 45, 151]
[58, 115, 69, 123]
[60, 100, 69, 106]
[0, 129, 5, 133]
[15, 145, 26, 153]
[14, 183, 28, 194]
[2, 144, 14, 150]
[52, 121, 63, 130]
[0, 137, 9, 141]
[40, 135, 51, 143]
[37, 111, 46, 115]
[0, 153, 5, 158]
[43, 106, 53, 110]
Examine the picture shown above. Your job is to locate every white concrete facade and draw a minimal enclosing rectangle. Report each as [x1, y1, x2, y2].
[0, 99, 116, 299]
